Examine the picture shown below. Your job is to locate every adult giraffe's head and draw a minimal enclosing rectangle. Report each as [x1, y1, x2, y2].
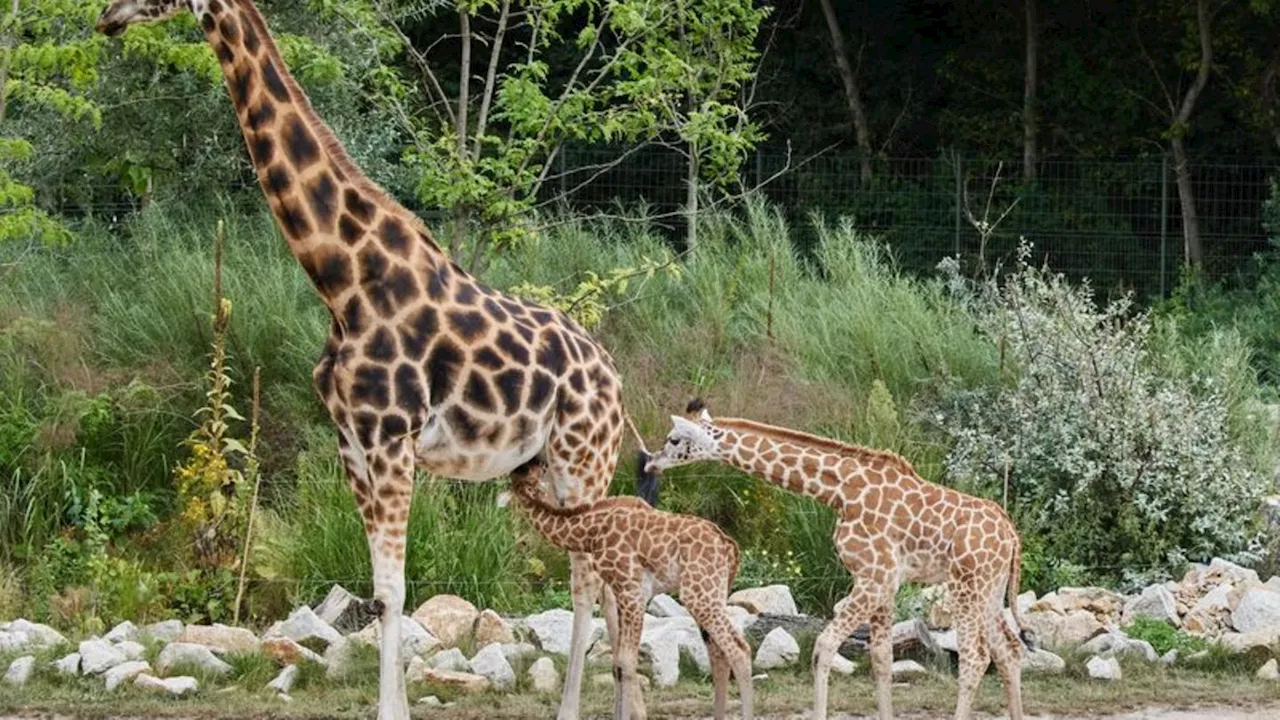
[95, 0, 191, 37]
[642, 398, 723, 474]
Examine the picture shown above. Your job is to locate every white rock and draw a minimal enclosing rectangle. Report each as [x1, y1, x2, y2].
[522, 609, 604, 657]
[4, 656, 35, 686]
[1231, 587, 1280, 634]
[933, 629, 958, 653]
[116, 640, 147, 661]
[754, 627, 799, 670]
[1022, 609, 1105, 650]
[323, 636, 360, 680]
[268, 606, 342, 649]
[428, 647, 471, 673]
[8, 620, 67, 648]
[1022, 648, 1065, 674]
[1257, 658, 1279, 680]
[1122, 584, 1180, 626]
[830, 653, 855, 676]
[312, 584, 362, 630]
[728, 585, 798, 616]
[156, 642, 232, 676]
[641, 615, 709, 687]
[104, 621, 138, 644]
[354, 616, 441, 663]
[890, 659, 929, 680]
[267, 664, 299, 694]
[1266, 577, 1280, 593]
[178, 624, 259, 654]
[499, 642, 539, 665]
[0, 631, 30, 652]
[135, 673, 199, 696]
[473, 609, 515, 646]
[1220, 628, 1280, 653]
[79, 638, 128, 674]
[528, 656, 559, 693]
[142, 620, 184, 643]
[412, 595, 479, 648]
[418, 695, 444, 707]
[1195, 583, 1234, 613]
[1208, 558, 1260, 586]
[104, 660, 151, 691]
[1160, 649, 1179, 665]
[468, 643, 515, 690]
[648, 594, 690, 618]
[261, 636, 325, 666]
[1080, 633, 1158, 662]
[1086, 655, 1122, 680]
[406, 654, 429, 683]
[727, 606, 756, 634]
[53, 652, 81, 676]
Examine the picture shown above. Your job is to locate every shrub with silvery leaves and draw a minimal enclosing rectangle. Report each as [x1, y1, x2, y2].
[933, 242, 1270, 590]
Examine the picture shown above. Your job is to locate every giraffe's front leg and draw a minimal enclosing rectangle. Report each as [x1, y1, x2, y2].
[339, 431, 413, 720]
[558, 551, 603, 720]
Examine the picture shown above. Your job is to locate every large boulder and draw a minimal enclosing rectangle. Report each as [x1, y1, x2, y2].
[8, 619, 67, 648]
[1122, 584, 1180, 626]
[1219, 628, 1280, 654]
[1079, 632, 1158, 663]
[104, 661, 151, 691]
[135, 673, 199, 696]
[469, 643, 516, 690]
[268, 606, 342, 650]
[641, 615, 710, 687]
[428, 647, 471, 673]
[156, 643, 232, 677]
[412, 595, 479, 648]
[103, 621, 138, 644]
[178, 624, 259, 654]
[1206, 558, 1260, 587]
[890, 659, 929, 680]
[522, 609, 604, 657]
[116, 641, 147, 661]
[1231, 587, 1280, 634]
[1086, 655, 1121, 680]
[473, 610, 515, 646]
[1022, 648, 1066, 674]
[728, 585, 798, 616]
[79, 638, 127, 675]
[1022, 609, 1105, 651]
[312, 585, 377, 634]
[0, 630, 30, 653]
[753, 627, 799, 670]
[267, 664, 299, 695]
[261, 637, 325, 666]
[353, 616, 441, 663]
[648, 594, 690, 618]
[1057, 587, 1127, 623]
[142, 620, 184, 644]
[4, 656, 34, 687]
[416, 667, 490, 694]
[52, 652, 81, 676]
[528, 656, 559, 693]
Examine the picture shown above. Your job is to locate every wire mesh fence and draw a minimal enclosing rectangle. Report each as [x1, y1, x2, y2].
[11, 147, 1280, 301]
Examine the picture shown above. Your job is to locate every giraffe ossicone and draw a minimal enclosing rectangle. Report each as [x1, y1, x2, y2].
[648, 399, 1029, 720]
[93, 2, 648, 719]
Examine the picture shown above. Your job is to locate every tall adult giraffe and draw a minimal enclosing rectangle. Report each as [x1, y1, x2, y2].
[94, 2, 643, 718]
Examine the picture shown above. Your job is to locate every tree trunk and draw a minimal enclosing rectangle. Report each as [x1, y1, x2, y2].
[1022, 0, 1038, 184]
[686, 146, 699, 250]
[817, 0, 872, 186]
[1169, 0, 1213, 267]
[0, 0, 21, 125]
[454, 9, 472, 257]
[1170, 137, 1202, 266]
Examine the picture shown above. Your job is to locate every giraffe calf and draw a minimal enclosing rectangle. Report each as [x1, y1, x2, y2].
[509, 463, 753, 720]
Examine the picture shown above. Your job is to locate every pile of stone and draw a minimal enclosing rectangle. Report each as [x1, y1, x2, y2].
[5, 561, 1280, 698]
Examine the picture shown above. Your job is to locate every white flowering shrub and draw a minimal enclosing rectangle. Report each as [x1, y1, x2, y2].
[933, 243, 1272, 590]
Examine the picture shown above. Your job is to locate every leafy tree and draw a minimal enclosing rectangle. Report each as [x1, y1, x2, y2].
[317, 0, 768, 265]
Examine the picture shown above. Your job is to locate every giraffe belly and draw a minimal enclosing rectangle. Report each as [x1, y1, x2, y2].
[412, 413, 550, 481]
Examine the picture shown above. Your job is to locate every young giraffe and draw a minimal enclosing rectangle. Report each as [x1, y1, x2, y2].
[644, 400, 1030, 720]
[507, 461, 754, 720]
[95, 3, 642, 719]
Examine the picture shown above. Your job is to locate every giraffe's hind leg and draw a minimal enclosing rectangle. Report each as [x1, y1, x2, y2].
[705, 631, 731, 720]
[950, 587, 992, 720]
[612, 581, 647, 720]
[986, 581, 1025, 720]
[686, 591, 753, 720]
[813, 582, 893, 720]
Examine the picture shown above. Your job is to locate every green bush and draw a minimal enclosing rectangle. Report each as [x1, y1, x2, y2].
[1122, 617, 1207, 656]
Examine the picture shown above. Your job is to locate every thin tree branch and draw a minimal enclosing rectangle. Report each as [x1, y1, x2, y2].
[472, 0, 511, 162]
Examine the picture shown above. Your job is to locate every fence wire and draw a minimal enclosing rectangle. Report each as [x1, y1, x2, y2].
[9, 148, 1280, 301]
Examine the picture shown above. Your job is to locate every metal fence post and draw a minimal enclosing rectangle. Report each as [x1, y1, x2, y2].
[1160, 154, 1169, 298]
[954, 152, 963, 257]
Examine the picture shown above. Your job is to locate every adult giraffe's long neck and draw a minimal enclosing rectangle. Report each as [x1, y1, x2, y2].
[198, 0, 449, 313]
[713, 419, 884, 510]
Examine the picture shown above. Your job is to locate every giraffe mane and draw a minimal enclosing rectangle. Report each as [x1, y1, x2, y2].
[712, 417, 918, 475]
[233, 0, 437, 241]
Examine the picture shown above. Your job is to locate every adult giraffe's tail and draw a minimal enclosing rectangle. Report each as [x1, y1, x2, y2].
[622, 409, 659, 507]
[1007, 536, 1036, 650]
